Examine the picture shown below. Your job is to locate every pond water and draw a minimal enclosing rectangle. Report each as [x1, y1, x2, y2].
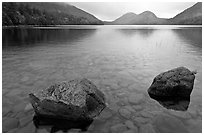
[2, 25, 202, 133]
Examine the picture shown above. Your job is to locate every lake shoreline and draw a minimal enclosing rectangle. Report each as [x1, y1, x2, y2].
[2, 24, 202, 29]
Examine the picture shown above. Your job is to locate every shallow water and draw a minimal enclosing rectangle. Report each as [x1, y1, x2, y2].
[2, 25, 202, 133]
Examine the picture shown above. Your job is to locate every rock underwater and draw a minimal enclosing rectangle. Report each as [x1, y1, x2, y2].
[29, 78, 106, 122]
[148, 67, 196, 99]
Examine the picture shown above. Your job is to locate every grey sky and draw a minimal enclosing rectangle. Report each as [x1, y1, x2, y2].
[68, 2, 196, 21]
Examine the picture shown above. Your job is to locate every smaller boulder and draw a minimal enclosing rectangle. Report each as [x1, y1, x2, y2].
[148, 67, 195, 99]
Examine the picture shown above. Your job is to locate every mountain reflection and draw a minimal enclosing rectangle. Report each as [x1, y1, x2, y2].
[117, 29, 155, 37]
[2, 28, 96, 48]
[173, 28, 202, 48]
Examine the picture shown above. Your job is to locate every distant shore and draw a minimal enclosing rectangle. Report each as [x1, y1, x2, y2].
[2, 24, 202, 29]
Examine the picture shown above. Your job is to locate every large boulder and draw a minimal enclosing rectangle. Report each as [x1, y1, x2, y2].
[148, 67, 195, 99]
[29, 78, 106, 121]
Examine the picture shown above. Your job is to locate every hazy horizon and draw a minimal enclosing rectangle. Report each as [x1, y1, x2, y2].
[68, 2, 197, 21]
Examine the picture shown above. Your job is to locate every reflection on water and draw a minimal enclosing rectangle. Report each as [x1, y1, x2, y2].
[2, 28, 96, 48]
[173, 28, 202, 48]
[117, 29, 155, 37]
[149, 94, 190, 111]
[33, 115, 93, 133]
[2, 25, 202, 133]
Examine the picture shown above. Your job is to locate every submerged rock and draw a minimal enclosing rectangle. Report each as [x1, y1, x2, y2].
[24, 103, 33, 112]
[125, 120, 138, 132]
[139, 124, 155, 133]
[128, 93, 144, 105]
[118, 108, 132, 119]
[29, 78, 106, 121]
[110, 123, 128, 133]
[148, 67, 195, 99]
[153, 114, 188, 133]
[17, 122, 36, 133]
[133, 117, 149, 125]
[3, 117, 19, 132]
[19, 115, 33, 127]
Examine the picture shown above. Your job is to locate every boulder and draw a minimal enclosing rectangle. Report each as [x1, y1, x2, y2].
[29, 78, 106, 121]
[148, 67, 195, 99]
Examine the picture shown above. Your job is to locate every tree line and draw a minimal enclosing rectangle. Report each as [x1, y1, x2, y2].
[2, 3, 103, 26]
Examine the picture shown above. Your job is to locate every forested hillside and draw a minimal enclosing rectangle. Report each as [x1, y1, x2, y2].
[2, 2, 103, 26]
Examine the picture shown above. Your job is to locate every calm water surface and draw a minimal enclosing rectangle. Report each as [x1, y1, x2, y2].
[2, 25, 202, 133]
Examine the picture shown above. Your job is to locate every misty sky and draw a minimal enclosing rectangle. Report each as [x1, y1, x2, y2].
[68, 2, 196, 21]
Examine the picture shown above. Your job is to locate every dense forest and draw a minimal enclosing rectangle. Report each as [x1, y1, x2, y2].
[2, 3, 103, 26]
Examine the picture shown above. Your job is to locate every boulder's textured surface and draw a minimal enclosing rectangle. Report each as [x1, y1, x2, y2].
[148, 67, 195, 98]
[29, 78, 106, 121]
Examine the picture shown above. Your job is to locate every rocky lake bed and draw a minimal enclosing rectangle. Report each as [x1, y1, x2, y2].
[2, 67, 202, 133]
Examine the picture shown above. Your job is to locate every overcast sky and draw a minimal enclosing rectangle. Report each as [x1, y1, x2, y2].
[68, 2, 196, 21]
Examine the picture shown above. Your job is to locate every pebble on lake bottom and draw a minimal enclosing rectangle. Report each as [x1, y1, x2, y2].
[100, 79, 120, 90]
[17, 122, 36, 133]
[7, 128, 19, 133]
[19, 115, 33, 127]
[185, 119, 202, 133]
[153, 114, 188, 133]
[139, 111, 154, 118]
[124, 106, 136, 113]
[110, 123, 128, 133]
[118, 108, 132, 119]
[123, 129, 136, 133]
[37, 128, 49, 133]
[2, 108, 11, 117]
[132, 105, 143, 111]
[128, 93, 144, 105]
[12, 102, 27, 112]
[139, 124, 155, 133]
[125, 120, 138, 132]
[133, 117, 149, 125]
[24, 103, 33, 112]
[3, 117, 19, 132]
